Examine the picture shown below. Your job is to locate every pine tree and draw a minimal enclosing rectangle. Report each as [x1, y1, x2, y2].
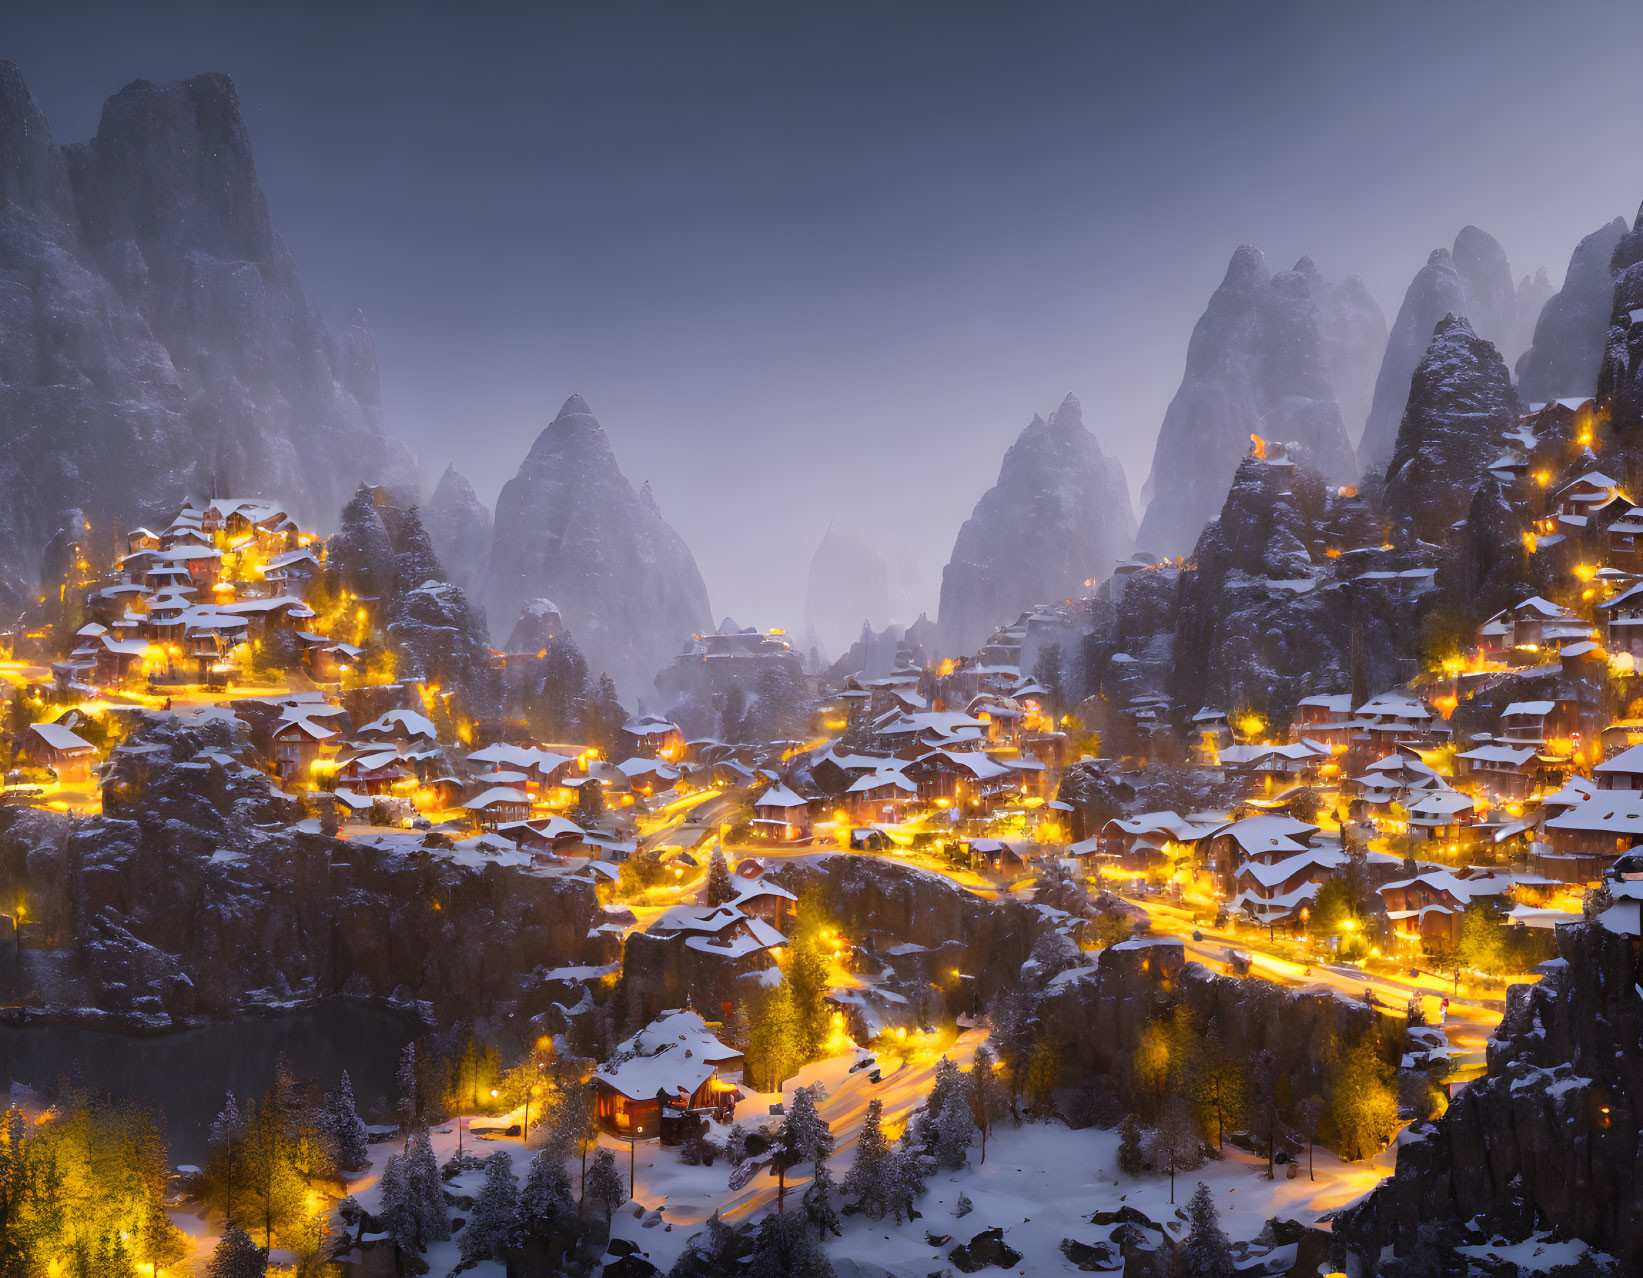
[406, 1128, 449, 1243]
[134, 1198, 188, 1278]
[102, 1231, 138, 1278]
[461, 1152, 520, 1263]
[323, 1071, 370, 1171]
[884, 1134, 925, 1225]
[703, 849, 736, 907]
[396, 1043, 420, 1141]
[1181, 1182, 1234, 1278]
[205, 1227, 266, 1278]
[327, 485, 394, 601]
[772, 1085, 834, 1212]
[841, 1098, 891, 1220]
[1116, 1113, 1145, 1176]
[784, 916, 831, 1060]
[967, 1046, 1002, 1163]
[392, 506, 446, 596]
[1147, 1094, 1203, 1204]
[583, 1147, 626, 1223]
[934, 1096, 977, 1170]
[375, 1152, 419, 1256]
[747, 1208, 836, 1278]
[517, 1147, 575, 1242]
[801, 1162, 842, 1241]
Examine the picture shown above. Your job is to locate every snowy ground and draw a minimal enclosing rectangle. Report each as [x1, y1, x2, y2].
[295, 1028, 1399, 1278]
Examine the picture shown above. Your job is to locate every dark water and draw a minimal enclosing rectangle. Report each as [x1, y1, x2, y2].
[0, 1001, 423, 1165]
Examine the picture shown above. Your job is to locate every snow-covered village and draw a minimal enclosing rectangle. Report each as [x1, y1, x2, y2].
[5, 7, 1643, 1278]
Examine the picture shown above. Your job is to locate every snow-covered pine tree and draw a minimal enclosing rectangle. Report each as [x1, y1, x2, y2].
[584, 1147, 626, 1223]
[517, 1146, 576, 1242]
[1181, 1181, 1235, 1278]
[967, 1045, 1002, 1163]
[704, 848, 735, 906]
[460, 1152, 519, 1264]
[1116, 1112, 1145, 1175]
[934, 1094, 977, 1169]
[210, 1091, 244, 1148]
[884, 1134, 925, 1225]
[746, 1208, 836, 1278]
[396, 1043, 420, 1139]
[841, 1098, 891, 1220]
[773, 1085, 836, 1209]
[801, 1162, 842, 1241]
[323, 1071, 370, 1171]
[204, 1226, 266, 1278]
[375, 1152, 420, 1255]
[407, 1128, 450, 1243]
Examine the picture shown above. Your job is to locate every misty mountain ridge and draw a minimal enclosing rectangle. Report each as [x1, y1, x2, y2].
[0, 62, 414, 604]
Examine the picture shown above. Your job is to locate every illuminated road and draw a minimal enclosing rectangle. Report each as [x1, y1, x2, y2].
[1117, 891, 1514, 1062]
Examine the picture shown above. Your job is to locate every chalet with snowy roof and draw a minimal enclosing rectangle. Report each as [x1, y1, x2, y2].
[1495, 698, 1584, 750]
[1228, 846, 1345, 930]
[902, 748, 1018, 808]
[1401, 788, 1479, 845]
[751, 782, 811, 839]
[1203, 814, 1318, 895]
[338, 748, 415, 796]
[19, 721, 97, 781]
[1090, 811, 1217, 872]
[844, 769, 916, 822]
[1355, 688, 1438, 754]
[465, 785, 532, 828]
[724, 873, 797, 932]
[1598, 580, 1643, 659]
[357, 709, 439, 745]
[1542, 793, 1643, 880]
[1379, 871, 1479, 949]
[1595, 742, 1643, 792]
[271, 714, 341, 781]
[496, 815, 587, 856]
[1454, 743, 1542, 799]
[593, 1008, 744, 1137]
[620, 715, 684, 760]
[1290, 693, 1355, 748]
[645, 903, 786, 962]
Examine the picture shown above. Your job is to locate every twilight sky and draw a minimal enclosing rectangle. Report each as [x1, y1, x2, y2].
[9, 1, 1643, 647]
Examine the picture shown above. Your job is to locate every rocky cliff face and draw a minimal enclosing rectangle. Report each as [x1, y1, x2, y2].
[0, 714, 603, 1025]
[1384, 314, 1519, 541]
[423, 464, 493, 596]
[1451, 224, 1519, 361]
[0, 64, 413, 602]
[1358, 247, 1471, 472]
[1512, 267, 1556, 370]
[938, 393, 1134, 655]
[1136, 248, 1366, 558]
[488, 395, 712, 700]
[1338, 923, 1643, 1270]
[1317, 270, 1389, 447]
[1594, 203, 1643, 431]
[1516, 217, 1628, 404]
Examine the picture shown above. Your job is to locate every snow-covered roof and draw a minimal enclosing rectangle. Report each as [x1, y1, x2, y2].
[360, 708, 438, 740]
[1546, 796, 1643, 836]
[753, 783, 809, 809]
[1501, 701, 1555, 718]
[465, 786, 532, 810]
[29, 722, 95, 752]
[1594, 744, 1643, 775]
[595, 1009, 741, 1102]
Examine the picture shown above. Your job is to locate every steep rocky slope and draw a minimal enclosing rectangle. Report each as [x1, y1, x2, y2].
[1358, 246, 1471, 472]
[1451, 224, 1519, 360]
[1384, 314, 1520, 541]
[805, 523, 892, 657]
[938, 393, 1134, 655]
[1136, 248, 1368, 557]
[487, 395, 712, 699]
[1339, 922, 1643, 1270]
[0, 64, 413, 602]
[1517, 216, 1628, 404]
[423, 464, 493, 595]
[0, 715, 603, 1024]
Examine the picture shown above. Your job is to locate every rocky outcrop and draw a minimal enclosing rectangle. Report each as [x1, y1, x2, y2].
[1136, 249, 1363, 558]
[0, 715, 602, 1023]
[1517, 217, 1627, 403]
[1358, 247, 1471, 472]
[1451, 225, 1518, 361]
[1512, 267, 1555, 370]
[0, 64, 413, 604]
[1384, 314, 1519, 541]
[1338, 923, 1643, 1270]
[939, 393, 1134, 654]
[424, 464, 493, 596]
[487, 395, 712, 699]
[1316, 271, 1389, 446]
[805, 523, 891, 657]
